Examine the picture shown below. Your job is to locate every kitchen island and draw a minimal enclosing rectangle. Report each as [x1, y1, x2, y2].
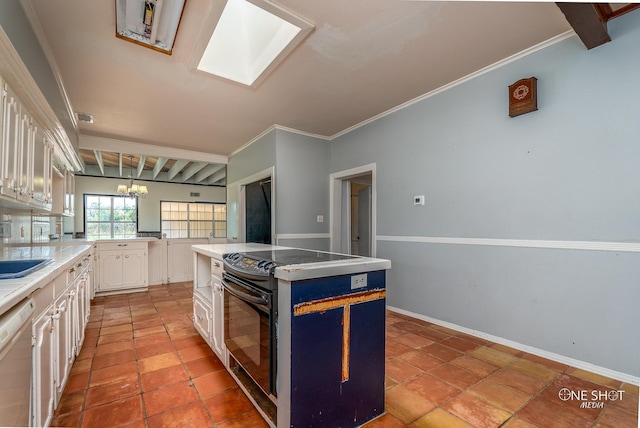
[192, 243, 391, 428]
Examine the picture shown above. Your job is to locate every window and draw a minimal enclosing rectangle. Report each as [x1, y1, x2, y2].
[161, 201, 226, 238]
[85, 195, 138, 239]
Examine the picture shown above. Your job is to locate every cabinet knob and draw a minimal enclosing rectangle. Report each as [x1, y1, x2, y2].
[125, 255, 129, 258]
[116, 255, 120, 259]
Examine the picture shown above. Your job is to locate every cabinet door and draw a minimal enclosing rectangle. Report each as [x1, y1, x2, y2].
[64, 170, 75, 215]
[98, 250, 124, 290]
[121, 249, 146, 288]
[211, 277, 225, 360]
[16, 111, 32, 202]
[52, 292, 72, 405]
[32, 310, 55, 428]
[68, 280, 80, 359]
[0, 78, 3, 180]
[75, 273, 88, 353]
[30, 122, 51, 208]
[0, 84, 19, 198]
[193, 293, 212, 346]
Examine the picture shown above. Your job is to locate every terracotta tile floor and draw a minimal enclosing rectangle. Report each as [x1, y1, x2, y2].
[52, 283, 639, 428]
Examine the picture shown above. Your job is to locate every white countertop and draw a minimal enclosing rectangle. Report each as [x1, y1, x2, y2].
[192, 243, 391, 281]
[0, 245, 92, 316]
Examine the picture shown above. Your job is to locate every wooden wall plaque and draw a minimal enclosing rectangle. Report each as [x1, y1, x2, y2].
[509, 77, 537, 117]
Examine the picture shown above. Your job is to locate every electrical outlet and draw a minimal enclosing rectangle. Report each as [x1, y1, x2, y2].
[351, 273, 367, 289]
[317, 215, 324, 223]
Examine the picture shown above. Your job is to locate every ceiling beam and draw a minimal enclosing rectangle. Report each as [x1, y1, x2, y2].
[555, 3, 611, 49]
[181, 162, 208, 182]
[136, 155, 146, 178]
[194, 164, 224, 183]
[93, 150, 105, 175]
[208, 168, 226, 185]
[152, 157, 168, 179]
[168, 159, 188, 180]
[80, 135, 228, 165]
[606, 3, 640, 20]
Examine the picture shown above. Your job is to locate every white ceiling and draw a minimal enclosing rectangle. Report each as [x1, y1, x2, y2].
[27, 0, 572, 159]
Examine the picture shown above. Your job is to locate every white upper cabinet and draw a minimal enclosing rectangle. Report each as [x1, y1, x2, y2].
[0, 78, 55, 210]
[1, 81, 20, 199]
[30, 122, 54, 210]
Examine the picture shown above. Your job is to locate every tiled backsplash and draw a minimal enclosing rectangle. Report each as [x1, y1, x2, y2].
[0, 207, 61, 246]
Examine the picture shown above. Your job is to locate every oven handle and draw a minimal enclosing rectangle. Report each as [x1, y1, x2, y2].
[222, 279, 270, 308]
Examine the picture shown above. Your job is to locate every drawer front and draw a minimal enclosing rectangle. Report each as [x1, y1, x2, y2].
[98, 241, 147, 251]
[211, 257, 223, 278]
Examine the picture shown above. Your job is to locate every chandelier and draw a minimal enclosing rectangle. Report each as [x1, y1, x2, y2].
[117, 156, 149, 198]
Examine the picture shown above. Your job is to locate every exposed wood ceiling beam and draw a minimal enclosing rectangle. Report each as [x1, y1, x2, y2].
[152, 157, 168, 179]
[181, 162, 208, 182]
[556, 2, 611, 49]
[93, 150, 104, 175]
[610, 4, 640, 20]
[168, 159, 188, 180]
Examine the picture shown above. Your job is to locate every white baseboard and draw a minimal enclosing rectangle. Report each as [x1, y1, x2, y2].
[387, 305, 639, 386]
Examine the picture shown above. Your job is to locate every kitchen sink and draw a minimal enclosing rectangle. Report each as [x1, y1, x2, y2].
[0, 259, 54, 279]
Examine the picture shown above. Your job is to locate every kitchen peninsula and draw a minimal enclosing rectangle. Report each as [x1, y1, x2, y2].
[192, 243, 391, 428]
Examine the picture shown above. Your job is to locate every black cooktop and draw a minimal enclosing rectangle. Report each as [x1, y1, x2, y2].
[243, 249, 358, 266]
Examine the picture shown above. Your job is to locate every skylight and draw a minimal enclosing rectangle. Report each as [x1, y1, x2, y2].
[196, 0, 313, 87]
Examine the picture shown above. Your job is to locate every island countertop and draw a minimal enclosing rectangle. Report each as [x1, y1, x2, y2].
[191, 243, 391, 281]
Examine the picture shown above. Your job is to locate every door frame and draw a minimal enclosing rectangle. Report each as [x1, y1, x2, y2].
[329, 163, 377, 256]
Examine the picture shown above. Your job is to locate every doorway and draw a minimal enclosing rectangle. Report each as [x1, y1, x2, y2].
[245, 178, 272, 244]
[330, 164, 376, 257]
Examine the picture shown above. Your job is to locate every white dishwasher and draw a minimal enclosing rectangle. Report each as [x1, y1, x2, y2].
[0, 298, 35, 427]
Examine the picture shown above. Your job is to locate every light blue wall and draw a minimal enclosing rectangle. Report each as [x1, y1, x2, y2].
[227, 131, 277, 184]
[227, 129, 330, 250]
[275, 130, 329, 237]
[328, 12, 640, 376]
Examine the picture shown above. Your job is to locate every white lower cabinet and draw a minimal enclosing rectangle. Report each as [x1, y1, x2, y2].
[32, 309, 54, 428]
[74, 271, 89, 354]
[52, 286, 72, 404]
[192, 253, 226, 364]
[193, 288, 213, 347]
[30, 249, 92, 426]
[96, 241, 148, 294]
[211, 274, 225, 360]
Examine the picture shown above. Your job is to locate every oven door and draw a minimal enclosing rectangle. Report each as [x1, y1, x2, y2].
[223, 273, 276, 398]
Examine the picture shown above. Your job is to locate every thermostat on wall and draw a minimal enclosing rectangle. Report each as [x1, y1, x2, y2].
[414, 195, 425, 205]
